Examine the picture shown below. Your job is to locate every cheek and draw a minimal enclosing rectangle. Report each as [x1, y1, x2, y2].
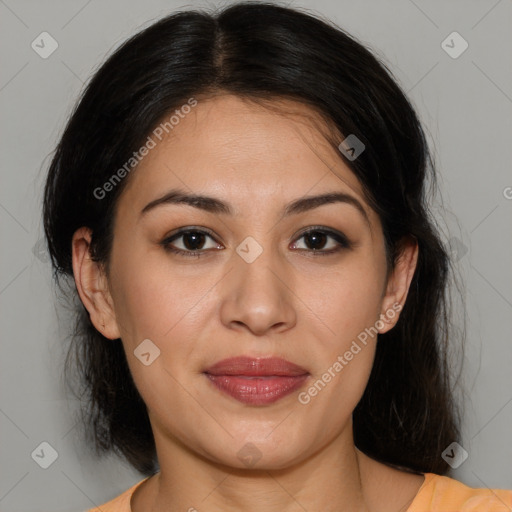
[108, 251, 221, 405]
[109, 249, 213, 344]
[297, 259, 383, 407]
[307, 259, 384, 342]
[297, 268, 382, 429]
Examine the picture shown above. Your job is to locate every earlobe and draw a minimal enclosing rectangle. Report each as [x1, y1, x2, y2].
[378, 236, 419, 334]
[71, 227, 121, 340]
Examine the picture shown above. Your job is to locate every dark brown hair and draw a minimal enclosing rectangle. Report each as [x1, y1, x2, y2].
[43, 1, 463, 476]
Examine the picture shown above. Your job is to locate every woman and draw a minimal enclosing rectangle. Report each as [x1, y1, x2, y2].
[42, 2, 512, 511]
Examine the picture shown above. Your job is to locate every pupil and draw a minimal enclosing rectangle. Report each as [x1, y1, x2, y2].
[184, 232, 204, 250]
[306, 231, 326, 250]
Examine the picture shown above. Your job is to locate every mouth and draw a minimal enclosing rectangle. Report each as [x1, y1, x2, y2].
[203, 356, 310, 405]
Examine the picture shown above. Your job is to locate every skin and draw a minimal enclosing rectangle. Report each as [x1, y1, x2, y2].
[72, 94, 422, 512]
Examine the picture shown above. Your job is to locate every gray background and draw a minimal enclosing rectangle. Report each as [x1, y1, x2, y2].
[1, 0, 511, 510]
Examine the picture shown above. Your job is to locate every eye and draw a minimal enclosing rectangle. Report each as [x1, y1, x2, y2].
[161, 228, 221, 258]
[160, 225, 352, 259]
[291, 226, 352, 256]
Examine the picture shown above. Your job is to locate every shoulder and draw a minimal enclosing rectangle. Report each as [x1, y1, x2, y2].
[85, 477, 150, 512]
[408, 472, 512, 512]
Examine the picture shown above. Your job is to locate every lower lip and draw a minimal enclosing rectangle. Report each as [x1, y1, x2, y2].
[204, 374, 309, 405]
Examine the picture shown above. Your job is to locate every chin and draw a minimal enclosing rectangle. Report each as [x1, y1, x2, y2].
[199, 431, 309, 471]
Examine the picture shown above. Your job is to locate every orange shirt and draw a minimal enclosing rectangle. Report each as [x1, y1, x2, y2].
[87, 472, 512, 511]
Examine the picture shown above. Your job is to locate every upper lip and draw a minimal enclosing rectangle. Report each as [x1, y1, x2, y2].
[204, 356, 309, 376]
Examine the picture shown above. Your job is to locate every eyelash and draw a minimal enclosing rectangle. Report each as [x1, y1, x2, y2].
[160, 226, 352, 259]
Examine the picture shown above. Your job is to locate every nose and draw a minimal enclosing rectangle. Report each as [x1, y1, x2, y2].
[219, 243, 297, 336]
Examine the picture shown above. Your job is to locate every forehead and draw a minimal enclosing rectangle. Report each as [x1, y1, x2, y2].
[118, 94, 373, 223]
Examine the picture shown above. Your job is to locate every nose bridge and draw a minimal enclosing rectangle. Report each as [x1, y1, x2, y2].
[232, 232, 284, 295]
[219, 231, 296, 334]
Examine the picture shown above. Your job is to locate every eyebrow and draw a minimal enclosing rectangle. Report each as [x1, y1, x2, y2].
[140, 188, 370, 226]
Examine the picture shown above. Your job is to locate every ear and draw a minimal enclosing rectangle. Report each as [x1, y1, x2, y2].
[71, 227, 121, 340]
[377, 236, 419, 334]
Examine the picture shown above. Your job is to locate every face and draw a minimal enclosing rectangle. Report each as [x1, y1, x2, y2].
[74, 94, 417, 470]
